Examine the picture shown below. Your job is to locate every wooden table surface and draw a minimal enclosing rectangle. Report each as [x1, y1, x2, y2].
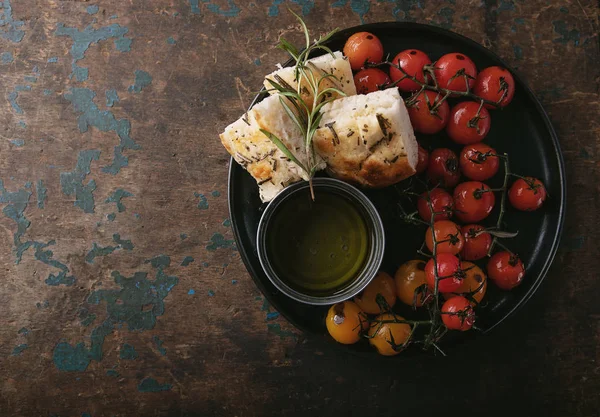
[0, 1, 598, 416]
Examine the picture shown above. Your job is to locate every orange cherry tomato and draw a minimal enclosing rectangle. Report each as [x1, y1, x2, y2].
[395, 260, 430, 307]
[354, 271, 397, 314]
[443, 261, 487, 305]
[326, 301, 368, 344]
[368, 313, 412, 356]
[425, 220, 465, 255]
[343, 32, 384, 71]
[353, 68, 390, 94]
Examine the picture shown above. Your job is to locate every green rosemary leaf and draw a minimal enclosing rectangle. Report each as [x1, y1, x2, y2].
[279, 96, 306, 136]
[317, 87, 347, 100]
[318, 28, 340, 45]
[289, 9, 310, 48]
[278, 37, 299, 59]
[260, 129, 307, 172]
[312, 44, 335, 59]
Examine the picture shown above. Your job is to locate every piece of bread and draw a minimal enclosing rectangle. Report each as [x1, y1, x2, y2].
[220, 95, 323, 202]
[264, 51, 356, 108]
[313, 88, 418, 188]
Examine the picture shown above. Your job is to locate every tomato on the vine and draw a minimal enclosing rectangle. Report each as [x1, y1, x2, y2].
[447, 101, 491, 145]
[453, 181, 496, 223]
[474, 66, 515, 108]
[443, 261, 487, 305]
[416, 145, 429, 174]
[343, 32, 384, 71]
[406, 91, 450, 134]
[353, 68, 390, 94]
[390, 49, 432, 92]
[459, 143, 500, 181]
[368, 313, 411, 356]
[460, 224, 492, 261]
[417, 188, 453, 222]
[354, 271, 397, 314]
[487, 251, 525, 290]
[425, 253, 462, 293]
[395, 260, 430, 307]
[427, 148, 461, 188]
[425, 220, 464, 255]
[441, 296, 475, 331]
[508, 177, 547, 211]
[433, 53, 478, 92]
[326, 301, 368, 344]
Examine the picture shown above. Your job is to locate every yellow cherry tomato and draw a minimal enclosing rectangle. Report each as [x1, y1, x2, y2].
[394, 260, 429, 307]
[354, 271, 397, 314]
[443, 261, 487, 305]
[368, 313, 412, 356]
[326, 301, 368, 344]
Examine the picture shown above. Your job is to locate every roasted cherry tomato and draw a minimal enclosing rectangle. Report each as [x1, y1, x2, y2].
[487, 251, 525, 290]
[453, 181, 495, 223]
[406, 91, 450, 134]
[441, 296, 475, 331]
[446, 102, 491, 145]
[459, 143, 500, 181]
[395, 260, 430, 307]
[417, 188, 454, 222]
[460, 224, 492, 261]
[368, 313, 412, 356]
[427, 148, 460, 188]
[474, 66, 515, 108]
[508, 177, 547, 211]
[353, 68, 390, 94]
[416, 145, 429, 174]
[433, 53, 478, 92]
[444, 261, 487, 305]
[326, 301, 368, 344]
[390, 49, 432, 92]
[425, 253, 462, 293]
[354, 271, 397, 314]
[343, 32, 384, 71]
[425, 220, 464, 255]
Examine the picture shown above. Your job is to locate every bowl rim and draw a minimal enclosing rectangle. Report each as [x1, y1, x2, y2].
[255, 177, 386, 306]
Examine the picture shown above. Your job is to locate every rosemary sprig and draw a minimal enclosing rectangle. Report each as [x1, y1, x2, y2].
[261, 11, 346, 200]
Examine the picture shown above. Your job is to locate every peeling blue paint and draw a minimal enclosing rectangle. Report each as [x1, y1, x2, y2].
[513, 45, 523, 60]
[380, 0, 423, 22]
[497, 0, 515, 12]
[107, 213, 116, 221]
[9, 138, 24, 146]
[36, 180, 46, 208]
[211, 190, 221, 197]
[43, 89, 52, 96]
[332, 0, 371, 23]
[85, 233, 133, 263]
[153, 336, 166, 356]
[47, 56, 58, 63]
[109, 14, 118, 19]
[514, 17, 524, 25]
[32, 65, 39, 75]
[138, 377, 171, 392]
[119, 343, 138, 360]
[128, 70, 152, 93]
[559, 6, 568, 13]
[195, 192, 208, 209]
[106, 369, 119, 377]
[202, 262, 209, 267]
[188, 289, 195, 295]
[267, 323, 297, 340]
[269, 0, 314, 16]
[18, 120, 26, 128]
[105, 89, 119, 107]
[222, 218, 231, 227]
[8, 85, 31, 114]
[23, 75, 37, 83]
[552, 20, 580, 45]
[0, 0, 25, 42]
[190, 0, 200, 14]
[180, 233, 187, 240]
[60, 149, 100, 213]
[231, 279, 237, 285]
[1, 51, 13, 63]
[18, 327, 29, 335]
[206, 233, 236, 251]
[254, 58, 261, 66]
[579, 148, 591, 159]
[266, 311, 280, 321]
[167, 36, 176, 44]
[80, 313, 97, 327]
[64, 88, 140, 175]
[207, 289, 215, 297]
[145, 254, 171, 270]
[86, 5, 99, 14]
[11, 344, 28, 356]
[436, 6, 454, 29]
[181, 256, 194, 266]
[105, 189, 133, 212]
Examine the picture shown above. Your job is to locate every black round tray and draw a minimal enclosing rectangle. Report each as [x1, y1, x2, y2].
[227, 22, 566, 354]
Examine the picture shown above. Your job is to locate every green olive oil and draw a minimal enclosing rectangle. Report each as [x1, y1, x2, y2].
[266, 190, 370, 295]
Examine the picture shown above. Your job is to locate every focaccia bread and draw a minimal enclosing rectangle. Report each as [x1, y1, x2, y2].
[220, 95, 323, 202]
[313, 88, 418, 188]
[264, 51, 356, 108]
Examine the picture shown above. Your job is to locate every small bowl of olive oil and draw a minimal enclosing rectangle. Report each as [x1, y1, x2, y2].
[256, 178, 385, 305]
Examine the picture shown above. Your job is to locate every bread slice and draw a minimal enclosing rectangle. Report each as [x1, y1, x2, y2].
[220, 95, 323, 202]
[264, 51, 356, 108]
[313, 88, 418, 188]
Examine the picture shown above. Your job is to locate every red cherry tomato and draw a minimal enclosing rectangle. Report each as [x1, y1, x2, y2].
[434, 53, 478, 92]
[406, 91, 450, 134]
[425, 253, 462, 293]
[487, 251, 525, 290]
[417, 188, 453, 222]
[390, 49, 432, 92]
[427, 148, 460, 188]
[459, 143, 500, 181]
[460, 224, 492, 261]
[441, 296, 475, 331]
[446, 102, 491, 145]
[353, 68, 390, 94]
[425, 220, 464, 255]
[453, 181, 495, 223]
[474, 66, 515, 108]
[509, 177, 547, 211]
[343, 32, 384, 71]
[415, 145, 429, 174]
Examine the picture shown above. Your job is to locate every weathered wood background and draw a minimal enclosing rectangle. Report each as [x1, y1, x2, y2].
[0, 0, 598, 416]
